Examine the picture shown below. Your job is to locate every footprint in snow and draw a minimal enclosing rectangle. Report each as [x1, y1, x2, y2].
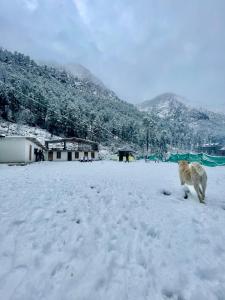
[0, 265, 28, 299]
[161, 189, 172, 196]
[51, 262, 64, 277]
[11, 220, 26, 226]
[56, 209, 66, 214]
[162, 288, 185, 300]
[146, 227, 160, 239]
[71, 217, 81, 224]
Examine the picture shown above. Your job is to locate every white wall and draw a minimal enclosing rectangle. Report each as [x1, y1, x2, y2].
[0, 138, 43, 163]
[0, 138, 26, 163]
[53, 151, 68, 161]
[24, 140, 43, 163]
[94, 151, 99, 159]
[47, 150, 99, 161]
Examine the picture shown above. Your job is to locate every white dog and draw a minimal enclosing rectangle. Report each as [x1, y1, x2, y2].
[178, 160, 207, 204]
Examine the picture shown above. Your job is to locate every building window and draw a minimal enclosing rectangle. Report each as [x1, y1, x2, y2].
[84, 152, 88, 158]
[91, 152, 95, 159]
[75, 151, 79, 159]
[57, 151, 61, 159]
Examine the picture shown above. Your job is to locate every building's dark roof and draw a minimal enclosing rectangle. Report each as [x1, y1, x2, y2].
[118, 146, 135, 153]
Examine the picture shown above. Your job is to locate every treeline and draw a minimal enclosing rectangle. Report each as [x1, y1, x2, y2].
[0, 48, 146, 146]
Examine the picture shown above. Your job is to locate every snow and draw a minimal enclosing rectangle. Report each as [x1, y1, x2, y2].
[0, 161, 225, 300]
[0, 120, 59, 146]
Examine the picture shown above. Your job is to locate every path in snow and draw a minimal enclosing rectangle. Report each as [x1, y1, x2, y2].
[0, 161, 225, 300]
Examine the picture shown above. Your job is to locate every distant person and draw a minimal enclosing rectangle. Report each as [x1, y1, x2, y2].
[38, 149, 44, 161]
[40, 150, 45, 161]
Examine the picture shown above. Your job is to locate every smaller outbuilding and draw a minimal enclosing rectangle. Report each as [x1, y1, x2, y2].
[199, 143, 225, 156]
[0, 136, 45, 164]
[218, 147, 225, 156]
[118, 147, 135, 162]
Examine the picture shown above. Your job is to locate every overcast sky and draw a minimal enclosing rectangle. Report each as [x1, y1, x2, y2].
[0, 0, 225, 111]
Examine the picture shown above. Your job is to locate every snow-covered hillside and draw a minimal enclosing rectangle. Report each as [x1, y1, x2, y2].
[44, 62, 106, 88]
[0, 48, 143, 145]
[0, 119, 59, 145]
[137, 93, 225, 143]
[137, 93, 189, 117]
[1, 161, 225, 300]
[62, 63, 105, 89]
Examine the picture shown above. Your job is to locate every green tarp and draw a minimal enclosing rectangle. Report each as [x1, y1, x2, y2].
[147, 154, 160, 161]
[146, 152, 225, 167]
[167, 153, 225, 167]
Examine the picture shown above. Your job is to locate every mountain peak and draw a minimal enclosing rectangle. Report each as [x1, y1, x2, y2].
[62, 63, 105, 88]
[139, 92, 187, 108]
[39, 60, 105, 88]
[137, 92, 188, 117]
[137, 92, 225, 143]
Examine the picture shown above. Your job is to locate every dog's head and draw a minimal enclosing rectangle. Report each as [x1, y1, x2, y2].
[178, 160, 189, 168]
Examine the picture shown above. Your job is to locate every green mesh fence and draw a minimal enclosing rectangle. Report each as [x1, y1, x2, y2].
[166, 153, 225, 167]
[146, 153, 225, 166]
[147, 154, 160, 161]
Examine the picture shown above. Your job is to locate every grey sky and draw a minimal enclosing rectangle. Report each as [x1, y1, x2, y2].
[0, 0, 225, 111]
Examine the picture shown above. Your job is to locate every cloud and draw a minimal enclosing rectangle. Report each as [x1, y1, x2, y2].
[21, 0, 39, 12]
[73, 0, 90, 26]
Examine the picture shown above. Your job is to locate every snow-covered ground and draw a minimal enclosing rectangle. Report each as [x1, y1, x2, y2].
[0, 161, 225, 300]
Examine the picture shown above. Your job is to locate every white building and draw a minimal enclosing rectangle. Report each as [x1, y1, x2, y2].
[45, 137, 99, 161]
[0, 136, 45, 163]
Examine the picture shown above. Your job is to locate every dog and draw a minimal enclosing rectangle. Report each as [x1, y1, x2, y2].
[178, 160, 207, 204]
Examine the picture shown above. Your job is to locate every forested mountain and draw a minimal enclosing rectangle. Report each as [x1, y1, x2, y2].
[138, 93, 225, 149]
[0, 48, 224, 153]
[62, 63, 105, 88]
[0, 48, 145, 146]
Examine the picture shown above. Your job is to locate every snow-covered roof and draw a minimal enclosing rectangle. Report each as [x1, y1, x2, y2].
[118, 146, 135, 153]
[202, 143, 220, 147]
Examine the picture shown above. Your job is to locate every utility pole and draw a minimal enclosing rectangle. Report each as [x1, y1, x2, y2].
[146, 127, 149, 156]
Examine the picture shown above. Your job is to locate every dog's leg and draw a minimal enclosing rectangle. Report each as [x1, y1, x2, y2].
[199, 186, 205, 203]
[191, 171, 205, 204]
[183, 185, 190, 199]
[199, 184, 205, 201]
[179, 175, 185, 186]
[201, 174, 207, 201]
[194, 182, 204, 203]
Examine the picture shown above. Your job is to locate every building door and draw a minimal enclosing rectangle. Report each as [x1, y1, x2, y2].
[48, 151, 53, 161]
[29, 145, 32, 161]
[68, 152, 72, 161]
[119, 152, 123, 161]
